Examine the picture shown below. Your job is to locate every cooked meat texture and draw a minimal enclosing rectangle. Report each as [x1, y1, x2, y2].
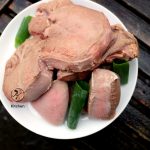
[29, 0, 112, 72]
[3, 37, 53, 102]
[3, 0, 112, 102]
[103, 24, 139, 63]
[57, 70, 90, 81]
[88, 69, 120, 119]
[29, 0, 72, 37]
[31, 80, 69, 125]
[3, 0, 139, 103]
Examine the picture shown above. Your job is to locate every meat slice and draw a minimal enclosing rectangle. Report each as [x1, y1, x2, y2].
[103, 25, 139, 63]
[4, 0, 112, 102]
[88, 69, 120, 119]
[31, 80, 69, 125]
[3, 37, 53, 102]
[57, 70, 90, 81]
[29, 0, 72, 38]
[29, 0, 112, 72]
[3, 0, 139, 103]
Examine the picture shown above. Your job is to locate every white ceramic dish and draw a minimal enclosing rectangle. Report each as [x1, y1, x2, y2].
[0, 0, 138, 139]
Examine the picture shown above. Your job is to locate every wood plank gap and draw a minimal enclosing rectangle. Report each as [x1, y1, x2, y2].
[5, 8, 16, 18]
[119, 105, 150, 142]
[0, 0, 12, 13]
[130, 97, 150, 119]
[95, 0, 150, 47]
[115, 0, 150, 23]
[138, 69, 150, 82]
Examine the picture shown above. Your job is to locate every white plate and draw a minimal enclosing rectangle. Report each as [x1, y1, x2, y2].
[0, 0, 138, 139]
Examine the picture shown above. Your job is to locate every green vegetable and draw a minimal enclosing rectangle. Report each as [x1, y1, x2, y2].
[77, 80, 89, 91]
[67, 81, 89, 129]
[113, 59, 129, 84]
[15, 16, 32, 48]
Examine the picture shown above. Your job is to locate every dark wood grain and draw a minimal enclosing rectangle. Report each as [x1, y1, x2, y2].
[133, 78, 150, 108]
[82, 108, 150, 150]
[130, 97, 150, 119]
[0, 0, 11, 12]
[120, 0, 150, 20]
[0, 13, 11, 33]
[96, 0, 150, 47]
[138, 44, 150, 77]
[121, 105, 150, 141]
[0, 102, 148, 150]
[8, 0, 32, 14]
[28, 0, 39, 3]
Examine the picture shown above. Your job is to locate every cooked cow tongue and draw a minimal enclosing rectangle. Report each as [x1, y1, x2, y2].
[103, 24, 139, 63]
[3, 0, 112, 102]
[88, 69, 120, 119]
[29, 0, 112, 72]
[31, 80, 69, 125]
[3, 0, 139, 102]
[3, 37, 53, 102]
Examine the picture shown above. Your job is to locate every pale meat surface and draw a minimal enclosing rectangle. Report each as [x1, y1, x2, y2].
[88, 69, 120, 119]
[104, 25, 139, 63]
[3, 0, 139, 103]
[32, 80, 69, 125]
[29, 0, 112, 72]
[3, 37, 53, 102]
[3, 0, 112, 102]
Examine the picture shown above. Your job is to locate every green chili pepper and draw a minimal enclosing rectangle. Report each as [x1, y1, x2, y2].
[113, 59, 129, 85]
[15, 16, 32, 48]
[67, 81, 89, 129]
[77, 80, 89, 91]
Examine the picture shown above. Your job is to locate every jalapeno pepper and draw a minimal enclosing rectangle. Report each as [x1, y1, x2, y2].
[67, 81, 89, 129]
[15, 16, 32, 48]
[113, 59, 129, 84]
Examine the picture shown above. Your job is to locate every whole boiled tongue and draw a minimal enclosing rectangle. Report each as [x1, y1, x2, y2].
[3, 0, 112, 102]
[88, 69, 120, 119]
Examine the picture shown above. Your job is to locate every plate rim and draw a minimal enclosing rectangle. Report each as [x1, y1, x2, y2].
[0, 0, 138, 139]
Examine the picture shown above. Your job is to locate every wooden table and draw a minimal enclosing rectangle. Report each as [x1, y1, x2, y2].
[0, 0, 150, 149]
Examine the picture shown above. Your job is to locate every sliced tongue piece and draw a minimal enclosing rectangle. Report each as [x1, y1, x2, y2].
[88, 69, 120, 119]
[31, 80, 69, 125]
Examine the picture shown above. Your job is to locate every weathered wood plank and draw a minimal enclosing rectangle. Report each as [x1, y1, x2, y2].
[133, 77, 150, 108]
[0, 100, 149, 149]
[0, 101, 148, 150]
[95, 0, 150, 47]
[130, 97, 150, 119]
[9, 0, 32, 14]
[120, 0, 150, 20]
[0, 102, 94, 150]
[119, 105, 150, 142]
[139, 44, 150, 77]
[28, 0, 39, 3]
[0, 0, 11, 12]
[82, 109, 150, 150]
[0, 13, 11, 33]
